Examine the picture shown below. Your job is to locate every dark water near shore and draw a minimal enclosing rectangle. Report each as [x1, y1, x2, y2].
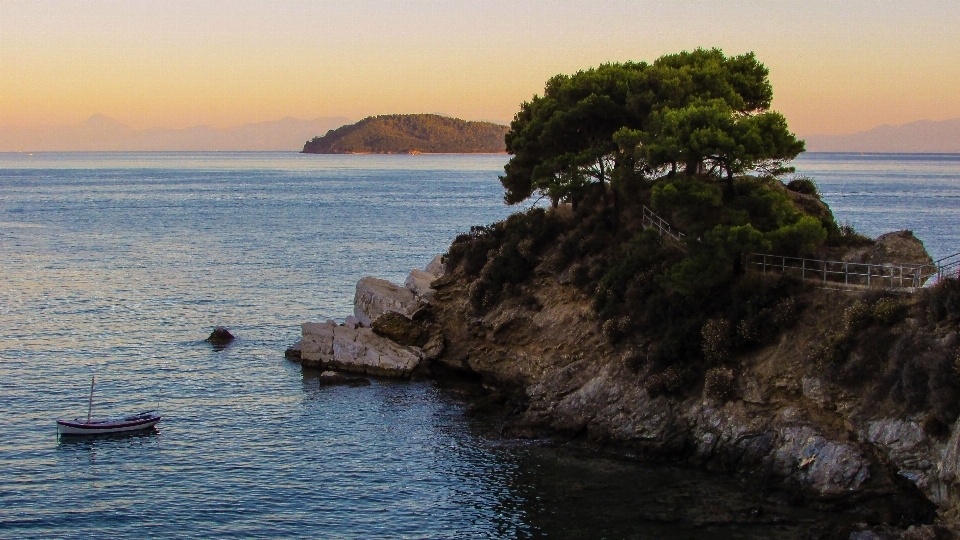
[0, 152, 958, 539]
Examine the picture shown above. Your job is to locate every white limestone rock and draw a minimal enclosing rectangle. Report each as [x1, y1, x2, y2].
[425, 254, 446, 278]
[405, 269, 437, 302]
[300, 321, 337, 366]
[301, 321, 421, 378]
[353, 277, 422, 326]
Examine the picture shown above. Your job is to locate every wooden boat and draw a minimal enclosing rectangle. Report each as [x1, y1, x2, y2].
[57, 376, 162, 436]
[57, 411, 161, 435]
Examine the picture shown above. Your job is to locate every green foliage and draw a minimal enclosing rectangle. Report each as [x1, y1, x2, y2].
[766, 215, 827, 257]
[445, 208, 564, 311]
[302, 114, 508, 154]
[634, 98, 804, 182]
[786, 177, 819, 196]
[500, 48, 802, 206]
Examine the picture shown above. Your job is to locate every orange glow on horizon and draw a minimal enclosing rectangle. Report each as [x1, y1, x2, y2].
[1, 1, 959, 135]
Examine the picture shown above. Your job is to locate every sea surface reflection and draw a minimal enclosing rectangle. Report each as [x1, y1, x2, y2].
[1, 152, 958, 538]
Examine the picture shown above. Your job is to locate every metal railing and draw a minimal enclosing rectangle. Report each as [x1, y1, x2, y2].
[925, 252, 960, 285]
[642, 206, 685, 243]
[745, 253, 956, 291]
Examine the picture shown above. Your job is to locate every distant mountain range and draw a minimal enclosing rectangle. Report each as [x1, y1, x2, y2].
[302, 114, 508, 154]
[0, 115, 351, 152]
[803, 118, 960, 153]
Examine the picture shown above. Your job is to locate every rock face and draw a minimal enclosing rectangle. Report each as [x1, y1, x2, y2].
[300, 320, 421, 378]
[371, 311, 423, 346]
[426, 271, 943, 529]
[425, 254, 446, 278]
[353, 277, 422, 326]
[842, 230, 935, 267]
[405, 269, 438, 303]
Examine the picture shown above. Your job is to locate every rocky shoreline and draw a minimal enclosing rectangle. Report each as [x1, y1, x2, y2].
[287, 234, 960, 538]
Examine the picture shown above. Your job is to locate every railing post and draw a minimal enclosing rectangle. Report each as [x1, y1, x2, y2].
[823, 261, 827, 283]
[845, 262, 849, 285]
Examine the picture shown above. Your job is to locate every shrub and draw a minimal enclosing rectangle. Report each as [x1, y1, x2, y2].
[786, 177, 819, 196]
[703, 367, 736, 401]
[645, 366, 689, 397]
[924, 277, 960, 324]
[702, 318, 732, 364]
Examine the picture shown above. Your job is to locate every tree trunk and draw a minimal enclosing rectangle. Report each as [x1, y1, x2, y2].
[733, 253, 744, 276]
[612, 187, 620, 232]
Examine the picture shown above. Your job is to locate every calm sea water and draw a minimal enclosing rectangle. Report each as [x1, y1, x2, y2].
[0, 152, 957, 539]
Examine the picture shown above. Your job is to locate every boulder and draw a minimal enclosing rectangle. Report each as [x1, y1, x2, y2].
[353, 277, 422, 326]
[301, 321, 421, 378]
[868, 231, 934, 266]
[316, 370, 371, 387]
[372, 311, 423, 346]
[284, 339, 302, 360]
[405, 269, 437, 302]
[206, 326, 235, 350]
[425, 254, 446, 278]
[844, 230, 934, 267]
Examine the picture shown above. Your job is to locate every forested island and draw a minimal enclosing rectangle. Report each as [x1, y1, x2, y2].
[301, 114, 508, 154]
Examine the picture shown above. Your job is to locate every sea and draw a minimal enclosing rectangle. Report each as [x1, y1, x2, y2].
[0, 152, 958, 539]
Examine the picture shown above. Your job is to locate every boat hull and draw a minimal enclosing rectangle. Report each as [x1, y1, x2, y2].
[57, 414, 161, 435]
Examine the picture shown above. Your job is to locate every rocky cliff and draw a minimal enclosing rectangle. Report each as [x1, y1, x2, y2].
[290, 184, 960, 537]
[413, 218, 960, 537]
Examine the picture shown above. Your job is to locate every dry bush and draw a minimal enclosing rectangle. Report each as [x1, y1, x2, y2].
[701, 318, 732, 364]
[703, 367, 736, 401]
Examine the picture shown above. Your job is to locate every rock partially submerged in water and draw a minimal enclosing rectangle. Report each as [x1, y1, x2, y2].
[300, 320, 421, 378]
[206, 326, 235, 348]
[317, 370, 371, 387]
[285, 339, 302, 360]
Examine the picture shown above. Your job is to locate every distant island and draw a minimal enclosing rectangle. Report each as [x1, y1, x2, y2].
[301, 114, 508, 154]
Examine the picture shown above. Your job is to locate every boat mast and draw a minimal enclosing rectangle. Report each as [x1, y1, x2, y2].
[87, 376, 95, 423]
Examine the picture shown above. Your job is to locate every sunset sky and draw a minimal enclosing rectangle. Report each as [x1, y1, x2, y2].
[1, 0, 958, 135]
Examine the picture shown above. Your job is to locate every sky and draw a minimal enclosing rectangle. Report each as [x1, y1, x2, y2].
[1, 0, 959, 135]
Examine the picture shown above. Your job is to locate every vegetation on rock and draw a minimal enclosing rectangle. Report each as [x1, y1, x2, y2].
[445, 48, 943, 402]
[302, 114, 508, 154]
[431, 49, 959, 534]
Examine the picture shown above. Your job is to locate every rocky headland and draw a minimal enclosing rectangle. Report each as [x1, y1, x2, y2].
[289, 50, 960, 538]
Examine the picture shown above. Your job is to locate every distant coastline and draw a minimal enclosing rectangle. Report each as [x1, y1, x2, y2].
[802, 118, 960, 153]
[302, 114, 508, 154]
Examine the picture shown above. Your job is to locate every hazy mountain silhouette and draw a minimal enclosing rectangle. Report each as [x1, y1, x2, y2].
[0, 115, 351, 152]
[803, 118, 960, 153]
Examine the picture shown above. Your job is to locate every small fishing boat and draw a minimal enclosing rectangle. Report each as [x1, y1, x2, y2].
[56, 376, 161, 436]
